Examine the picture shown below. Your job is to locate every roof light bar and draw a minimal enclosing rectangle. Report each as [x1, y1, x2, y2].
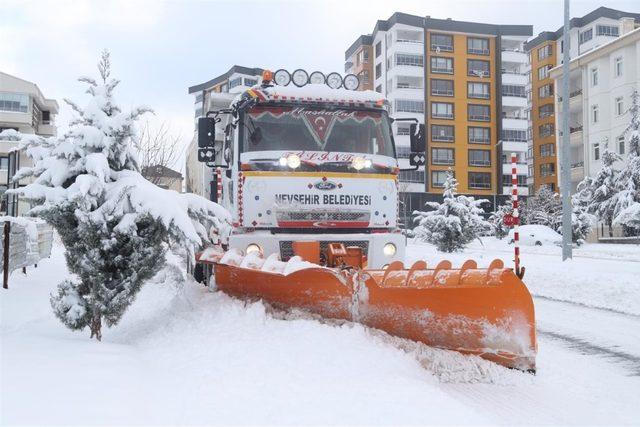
[270, 69, 360, 91]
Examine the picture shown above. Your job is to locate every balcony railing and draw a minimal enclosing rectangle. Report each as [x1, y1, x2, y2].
[432, 113, 454, 119]
[398, 38, 423, 44]
[469, 160, 491, 167]
[468, 48, 490, 55]
[431, 67, 453, 74]
[570, 126, 583, 133]
[431, 44, 453, 52]
[431, 89, 453, 96]
[432, 135, 454, 142]
[432, 158, 455, 165]
[469, 93, 490, 99]
[469, 114, 491, 122]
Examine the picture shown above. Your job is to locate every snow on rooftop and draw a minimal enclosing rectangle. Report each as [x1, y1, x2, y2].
[261, 83, 385, 104]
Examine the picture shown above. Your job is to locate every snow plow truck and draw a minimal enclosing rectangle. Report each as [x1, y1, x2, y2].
[194, 69, 537, 372]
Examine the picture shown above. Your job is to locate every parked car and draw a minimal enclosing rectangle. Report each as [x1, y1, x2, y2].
[508, 224, 562, 246]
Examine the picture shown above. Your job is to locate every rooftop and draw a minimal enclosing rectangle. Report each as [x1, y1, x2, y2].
[188, 65, 264, 94]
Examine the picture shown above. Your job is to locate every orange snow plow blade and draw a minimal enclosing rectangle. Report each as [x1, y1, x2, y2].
[213, 258, 536, 371]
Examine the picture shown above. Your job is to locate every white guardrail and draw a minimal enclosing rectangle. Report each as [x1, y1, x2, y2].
[1, 217, 54, 289]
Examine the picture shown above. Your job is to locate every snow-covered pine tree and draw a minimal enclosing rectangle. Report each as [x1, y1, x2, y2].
[587, 140, 622, 236]
[571, 177, 596, 245]
[8, 51, 230, 340]
[413, 171, 490, 252]
[612, 90, 640, 235]
[521, 185, 561, 230]
[489, 198, 515, 240]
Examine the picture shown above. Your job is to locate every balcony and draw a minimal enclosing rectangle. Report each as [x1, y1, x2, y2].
[502, 163, 528, 175]
[37, 123, 56, 136]
[502, 117, 528, 130]
[501, 49, 528, 64]
[502, 96, 527, 108]
[430, 43, 452, 52]
[502, 140, 527, 153]
[503, 186, 529, 196]
[502, 72, 528, 86]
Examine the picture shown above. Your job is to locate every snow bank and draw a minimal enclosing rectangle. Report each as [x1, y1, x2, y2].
[219, 251, 324, 276]
[508, 224, 562, 246]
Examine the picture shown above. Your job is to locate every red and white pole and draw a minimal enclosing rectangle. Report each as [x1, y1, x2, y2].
[511, 153, 523, 278]
[216, 167, 223, 203]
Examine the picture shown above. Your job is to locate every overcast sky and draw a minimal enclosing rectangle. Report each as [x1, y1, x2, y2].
[2, 0, 638, 171]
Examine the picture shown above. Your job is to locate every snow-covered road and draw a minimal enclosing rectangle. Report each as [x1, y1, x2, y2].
[2, 239, 640, 425]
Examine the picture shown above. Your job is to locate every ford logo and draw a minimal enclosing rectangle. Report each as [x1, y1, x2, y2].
[314, 181, 337, 191]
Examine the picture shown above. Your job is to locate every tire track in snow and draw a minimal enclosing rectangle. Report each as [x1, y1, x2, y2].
[537, 330, 640, 376]
[533, 295, 640, 318]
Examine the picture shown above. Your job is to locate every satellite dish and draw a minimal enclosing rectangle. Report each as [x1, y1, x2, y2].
[436, 46, 441, 53]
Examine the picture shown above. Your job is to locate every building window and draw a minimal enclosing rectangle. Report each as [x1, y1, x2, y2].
[502, 175, 527, 186]
[430, 56, 453, 74]
[502, 129, 526, 142]
[540, 143, 555, 157]
[375, 84, 382, 93]
[399, 170, 425, 183]
[468, 149, 491, 167]
[431, 171, 449, 188]
[590, 68, 598, 86]
[220, 83, 228, 93]
[591, 105, 599, 123]
[359, 70, 369, 84]
[615, 57, 623, 77]
[395, 99, 424, 113]
[229, 77, 242, 88]
[617, 135, 625, 154]
[538, 84, 554, 98]
[375, 63, 382, 79]
[579, 28, 593, 45]
[540, 163, 556, 177]
[395, 53, 423, 67]
[468, 82, 490, 99]
[539, 104, 554, 118]
[431, 79, 454, 96]
[431, 148, 455, 165]
[396, 123, 411, 136]
[468, 104, 490, 122]
[597, 24, 619, 37]
[502, 85, 525, 97]
[615, 97, 624, 116]
[431, 102, 454, 119]
[468, 127, 490, 144]
[467, 37, 489, 55]
[594, 143, 600, 160]
[358, 49, 369, 64]
[0, 156, 8, 170]
[539, 123, 554, 137]
[467, 59, 490, 77]
[537, 64, 552, 80]
[375, 41, 382, 57]
[0, 92, 29, 113]
[397, 76, 423, 89]
[431, 125, 454, 142]
[431, 33, 453, 52]
[537, 45, 553, 60]
[245, 78, 258, 87]
[468, 172, 491, 189]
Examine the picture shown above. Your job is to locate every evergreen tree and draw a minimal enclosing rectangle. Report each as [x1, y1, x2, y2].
[612, 90, 640, 235]
[521, 185, 561, 230]
[571, 177, 596, 245]
[587, 140, 622, 236]
[8, 51, 230, 340]
[489, 198, 516, 240]
[413, 171, 490, 252]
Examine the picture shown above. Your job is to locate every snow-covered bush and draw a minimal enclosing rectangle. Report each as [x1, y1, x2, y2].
[612, 90, 640, 236]
[413, 171, 490, 252]
[584, 142, 621, 237]
[6, 51, 230, 340]
[571, 178, 596, 245]
[489, 199, 516, 240]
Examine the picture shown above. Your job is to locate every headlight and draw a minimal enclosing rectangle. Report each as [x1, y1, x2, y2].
[383, 243, 397, 257]
[292, 69, 309, 87]
[309, 71, 326, 85]
[246, 244, 262, 255]
[274, 69, 291, 86]
[278, 156, 288, 166]
[286, 154, 301, 169]
[343, 74, 360, 90]
[351, 156, 371, 170]
[326, 72, 343, 89]
[382, 264, 389, 270]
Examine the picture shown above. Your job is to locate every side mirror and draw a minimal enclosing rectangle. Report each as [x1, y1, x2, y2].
[198, 117, 216, 148]
[410, 123, 426, 152]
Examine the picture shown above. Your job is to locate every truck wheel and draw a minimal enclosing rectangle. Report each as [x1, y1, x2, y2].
[194, 263, 205, 284]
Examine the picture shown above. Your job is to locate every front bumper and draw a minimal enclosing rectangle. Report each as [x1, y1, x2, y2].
[229, 231, 405, 269]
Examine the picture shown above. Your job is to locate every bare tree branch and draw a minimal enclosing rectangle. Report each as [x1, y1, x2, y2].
[136, 120, 183, 186]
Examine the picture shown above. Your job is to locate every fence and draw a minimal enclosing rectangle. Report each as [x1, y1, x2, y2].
[1, 218, 54, 289]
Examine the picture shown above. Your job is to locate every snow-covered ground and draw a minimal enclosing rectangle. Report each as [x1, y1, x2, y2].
[2, 238, 640, 425]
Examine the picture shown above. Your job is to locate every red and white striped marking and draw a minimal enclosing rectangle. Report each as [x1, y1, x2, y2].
[216, 167, 222, 203]
[511, 153, 522, 277]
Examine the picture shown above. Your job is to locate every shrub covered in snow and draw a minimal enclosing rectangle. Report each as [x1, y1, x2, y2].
[6, 51, 230, 340]
[413, 171, 490, 252]
[489, 199, 516, 240]
[521, 185, 561, 231]
[571, 178, 596, 245]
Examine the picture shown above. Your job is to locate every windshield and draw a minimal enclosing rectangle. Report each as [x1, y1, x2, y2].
[242, 105, 395, 157]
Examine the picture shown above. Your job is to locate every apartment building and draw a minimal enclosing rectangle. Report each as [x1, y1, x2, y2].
[186, 65, 263, 199]
[525, 7, 640, 194]
[550, 24, 640, 192]
[0, 71, 58, 215]
[345, 13, 531, 218]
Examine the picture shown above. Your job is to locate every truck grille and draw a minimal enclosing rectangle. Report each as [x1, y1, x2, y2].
[279, 240, 369, 261]
[277, 211, 370, 222]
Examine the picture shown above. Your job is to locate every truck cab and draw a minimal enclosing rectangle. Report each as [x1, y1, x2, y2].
[198, 70, 425, 268]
